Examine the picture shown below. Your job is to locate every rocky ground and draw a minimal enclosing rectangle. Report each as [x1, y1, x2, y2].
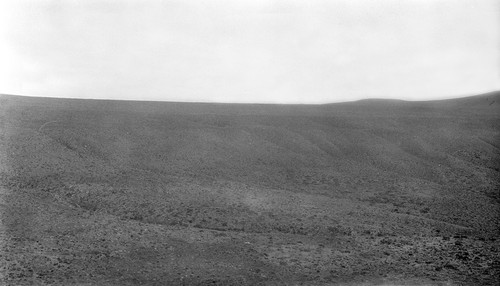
[0, 92, 499, 285]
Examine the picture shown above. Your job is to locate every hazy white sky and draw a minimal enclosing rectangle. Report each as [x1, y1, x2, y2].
[0, 0, 498, 103]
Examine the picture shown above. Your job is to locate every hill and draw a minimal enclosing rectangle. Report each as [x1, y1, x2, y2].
[0, 92, 499, 285]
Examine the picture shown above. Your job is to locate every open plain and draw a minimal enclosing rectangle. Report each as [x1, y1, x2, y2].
[0, 92, 499, 285]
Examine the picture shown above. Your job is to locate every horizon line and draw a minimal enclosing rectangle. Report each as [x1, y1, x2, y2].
[1, 90, 499, 106]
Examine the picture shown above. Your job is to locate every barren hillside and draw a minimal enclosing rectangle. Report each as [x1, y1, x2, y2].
[0, 92, 499, 285]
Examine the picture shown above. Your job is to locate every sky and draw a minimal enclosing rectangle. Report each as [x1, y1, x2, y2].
[0, 0, 498, 104]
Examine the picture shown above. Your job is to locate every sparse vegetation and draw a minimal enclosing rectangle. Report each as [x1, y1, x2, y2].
[0, 92, 499, 285]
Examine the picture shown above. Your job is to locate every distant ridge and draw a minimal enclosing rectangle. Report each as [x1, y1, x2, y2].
[1, 90, 499, 106]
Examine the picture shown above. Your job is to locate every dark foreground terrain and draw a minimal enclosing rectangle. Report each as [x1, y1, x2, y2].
[0, 92, 499, 285]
